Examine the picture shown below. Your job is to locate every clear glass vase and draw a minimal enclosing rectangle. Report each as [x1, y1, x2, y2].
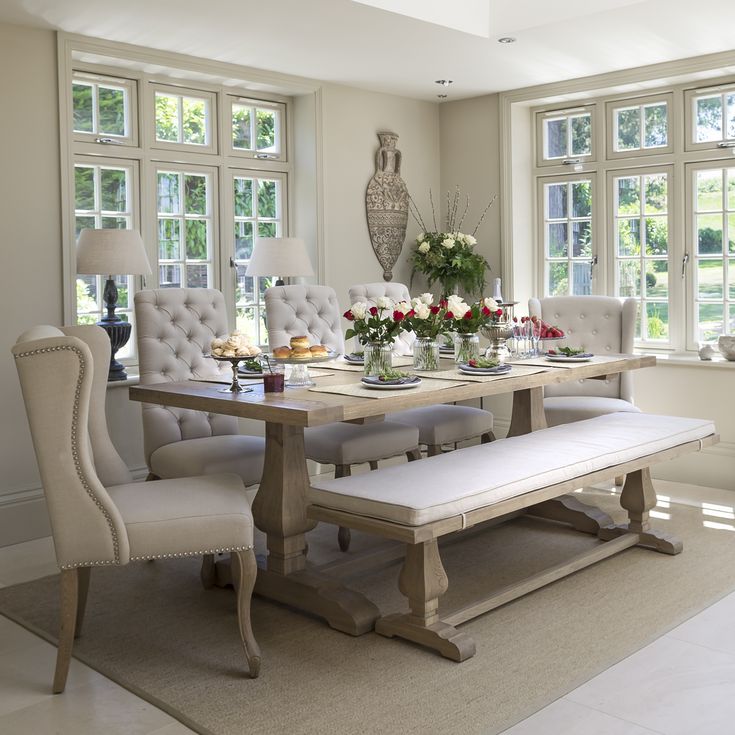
[413, 337, 440, 371]
[454, 333, 480, 364]
[363, 342, 393, 376]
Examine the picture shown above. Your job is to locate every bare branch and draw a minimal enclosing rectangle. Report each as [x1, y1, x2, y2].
[429, 189, 438, 231]
[471, 193, 498, 237]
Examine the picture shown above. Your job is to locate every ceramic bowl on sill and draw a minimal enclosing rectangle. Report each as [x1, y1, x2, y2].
[718, 335, 735, 361]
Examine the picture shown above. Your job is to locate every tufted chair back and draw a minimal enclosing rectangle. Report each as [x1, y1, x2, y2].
[134, 289, 238, 466]
[13, 326, 131, 568]
[348, 282, 415, 355]
[264, 284, 345, 353]
[528, 296, 636, 401]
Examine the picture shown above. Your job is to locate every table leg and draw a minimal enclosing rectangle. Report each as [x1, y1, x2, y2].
[251, 422, 380, 635]
[507, 387, 547, 437]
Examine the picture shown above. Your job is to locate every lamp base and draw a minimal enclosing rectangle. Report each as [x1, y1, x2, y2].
[97, 318, 132, 381]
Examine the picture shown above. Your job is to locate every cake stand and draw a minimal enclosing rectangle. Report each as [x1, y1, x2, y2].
[271, 351, 338, 387]
[209, 355, 255, 393]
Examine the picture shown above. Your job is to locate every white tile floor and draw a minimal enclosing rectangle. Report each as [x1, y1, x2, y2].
[0, 480, 733, 735]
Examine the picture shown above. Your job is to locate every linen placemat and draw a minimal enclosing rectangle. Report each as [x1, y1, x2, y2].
[508, 354, 627, 369]
[414, 363, 551, 383]
[308, 377, 467, 400]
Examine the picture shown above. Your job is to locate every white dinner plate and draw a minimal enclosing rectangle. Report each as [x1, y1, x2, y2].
[360, 376, 422, 390]
[458, 364, 512, 375]
[544, 353, 594, 363]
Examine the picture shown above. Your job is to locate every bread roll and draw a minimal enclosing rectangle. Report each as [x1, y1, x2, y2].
[290, 335, 310, 350]
[309, 345, 328, 356]
[272, 346, 292, 358]
[291, 347, 311, 358]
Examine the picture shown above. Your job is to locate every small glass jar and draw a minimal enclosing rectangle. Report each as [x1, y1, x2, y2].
[363, 342, 393, 376]
[413, 337, 440, 371]
[454, 333, 480, 364]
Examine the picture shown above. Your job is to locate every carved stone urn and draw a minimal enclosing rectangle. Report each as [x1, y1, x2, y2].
[365, 131, 409, 281]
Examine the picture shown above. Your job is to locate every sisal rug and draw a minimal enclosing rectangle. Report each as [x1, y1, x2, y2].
[2, 489, 735, 735]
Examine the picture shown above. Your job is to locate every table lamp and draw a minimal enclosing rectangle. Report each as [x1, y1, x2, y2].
[76, 228, 152, 381]
[245, 237, 314, 285]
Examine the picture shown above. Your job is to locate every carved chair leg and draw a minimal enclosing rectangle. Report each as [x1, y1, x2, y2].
[335, 465, 352, 552]
[233, 549, 261, 678]
[74, 567, 91, 639]
[375, 540, 476, 661]
[406, 448, 422, 462]
[615, 474, 625, 487]
[426, 444, 443, 457]
[200, 554, 216, 589]
[53, 568, 79, 694]
[480, 431, 496, 444]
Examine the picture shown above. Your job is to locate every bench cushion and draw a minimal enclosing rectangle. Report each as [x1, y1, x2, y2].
[308, 413, 715, 527]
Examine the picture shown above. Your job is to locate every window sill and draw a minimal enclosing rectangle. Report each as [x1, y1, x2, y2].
[107, 371, 139, 388]
[639, 351, 735, 369]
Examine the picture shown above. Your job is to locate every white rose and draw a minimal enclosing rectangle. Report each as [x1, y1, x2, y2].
[418, 241, 430, 254]
[417, 232, 425, 242]
[419, 292, 433, 305]
[447, 295, 469, 316]
[376, 296, 393, 310]
[483, 297, 499, 312]
[442, 237, 455, 249]
[414, 302, 431, 319]
[393, 300, 411, 316]
[350, 302, 367, 320]
[465, 234, 477, 246]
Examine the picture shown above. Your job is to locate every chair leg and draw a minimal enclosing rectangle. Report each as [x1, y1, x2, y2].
[368, 460, 379, 471]
[53, 569, 79, 694]
[74, 567, 91, 639]
[426, 444, 443, 457]
[406, 448, 422, 462]
[335, 465, 352, 552]
[200, 554, 216, 589]
[232, 549, 261, 678]
[615, 474, 626, 487]
[481, 430, 496, 444]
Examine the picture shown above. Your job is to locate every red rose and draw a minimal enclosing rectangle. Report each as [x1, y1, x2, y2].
[496, 309, 503, 317]
[439, 299, 448, 308]
[407, 309, 415, 317]
[444, 311, 454, 320]
[481, 306, 491, 316]
[463, 310, 473, 320]
[343, 310, 354, 321]
[369, 306, 378, 316]
[393, 310, 405, 322]
[430, 305, 441, 315]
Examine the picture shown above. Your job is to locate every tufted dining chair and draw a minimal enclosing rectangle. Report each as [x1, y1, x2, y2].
[265, 284, 421, 551]
[528, 296, 640, 428]
[349, 282, 496, 457]
[12, 325, 260, 693]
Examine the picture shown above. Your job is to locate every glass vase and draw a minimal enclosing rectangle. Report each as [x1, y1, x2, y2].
[363, 342, 393, 377]
[413, 337, 440, 371]
[454, 333, 480, 364]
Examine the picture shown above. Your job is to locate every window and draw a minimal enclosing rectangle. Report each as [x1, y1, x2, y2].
[611, 169, 672, 343]
[539, 176, 594, 296]
[152, 84, 216, 152]
[536, 106, 595, 167]
[230, 97, 285, 160]
[607, 94, 672, 157]
[72, 73, 136, 145]
[685, 85, 735, 150]
[689, 165, 735, 343]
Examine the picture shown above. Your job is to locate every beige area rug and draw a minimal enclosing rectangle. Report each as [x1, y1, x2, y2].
[2, 489, 735, 735]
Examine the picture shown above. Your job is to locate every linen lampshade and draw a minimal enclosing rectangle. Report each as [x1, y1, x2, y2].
[245, 237, 314, 278]
[76, 229, 152, 276]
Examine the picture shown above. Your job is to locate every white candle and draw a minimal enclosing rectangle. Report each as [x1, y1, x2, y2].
[492, 277, 503, 303]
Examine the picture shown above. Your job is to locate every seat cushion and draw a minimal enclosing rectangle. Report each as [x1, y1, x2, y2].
[304, 422, 419, 466]
[390, 404, 494, 446]
[309, 413, 716, 526]
[108, 474, 253, 560]
[544, 396, 640, 427]
[150, 435, 265, 486]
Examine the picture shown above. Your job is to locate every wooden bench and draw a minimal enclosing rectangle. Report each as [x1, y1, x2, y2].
[307, 412, 718, 661]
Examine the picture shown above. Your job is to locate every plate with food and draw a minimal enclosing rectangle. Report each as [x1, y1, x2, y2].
[238, 358, 264, 376]
[459, 358, 512, 375]
[271, 336, 335, 363]
[360, 370, 422, 390]
[343, 351, 365, 364]
[545, 347, 594, 362]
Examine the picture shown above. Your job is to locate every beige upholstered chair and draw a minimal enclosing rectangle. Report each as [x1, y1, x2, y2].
[528, 296, 640, 427]
[134, 288, 265, 486]
[264, 284, 421, 551]
[12, 325, 260, 693]
[349, 282, 496, 456]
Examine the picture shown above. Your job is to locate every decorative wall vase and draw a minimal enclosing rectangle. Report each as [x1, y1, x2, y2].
[365, 131, 409, 281]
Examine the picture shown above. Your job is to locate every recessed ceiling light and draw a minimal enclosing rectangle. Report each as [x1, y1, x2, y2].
[497, 37, 516, 44]
[434, 79, 453, 87]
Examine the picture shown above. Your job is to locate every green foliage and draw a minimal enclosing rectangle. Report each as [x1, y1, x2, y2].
[76, 278, 96, 316]
[698, 226, 723, 254]
[645, 271, 657, 289]
[155, 94, 179, 142]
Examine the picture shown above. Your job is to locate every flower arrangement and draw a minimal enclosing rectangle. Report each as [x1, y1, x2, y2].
[409, 188, 496, 298]
[444, 295, 502, 334]
[343, 296, 413, 346]
[403, 293, 447, 340]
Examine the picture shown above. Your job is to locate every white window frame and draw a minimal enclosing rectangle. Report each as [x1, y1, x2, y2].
[150, 82, 218, 154]
[228, 96, 287, 162]
[606, 93, 674, 159]
[535, 104, 597, 168]
[684, 82, 735, 152]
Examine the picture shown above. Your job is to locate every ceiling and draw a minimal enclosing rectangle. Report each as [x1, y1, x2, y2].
[2, 0, 735, 100]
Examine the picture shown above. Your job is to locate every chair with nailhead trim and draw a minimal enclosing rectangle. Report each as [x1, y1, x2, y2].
[12, 325, 260, 693]
[528, 296, 640, 429]
[265, 284, 421, 552]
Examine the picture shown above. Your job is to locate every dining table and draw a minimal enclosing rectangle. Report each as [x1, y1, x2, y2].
[129, 352, 656, 636]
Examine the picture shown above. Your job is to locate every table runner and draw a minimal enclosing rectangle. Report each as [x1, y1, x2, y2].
[308, 377, 467, 399]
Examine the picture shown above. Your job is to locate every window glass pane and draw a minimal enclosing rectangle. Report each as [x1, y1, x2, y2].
[645, 260, 668, 298]
[155, 93, 179, 142]
[697, 214, 723, 255]
[184, 174, 207, 215]
[258, 221, 277, 239]
[572, 221, 591, 257]
[75, 215, 95, 237]
[645, 302, 668, 340]
[158, 219, 180, 259]
[100, 216, 128, 229]
[698, 303, 723, 342]
[546, 183, 567, 219]
[730, 304, 735, 334]
[257, 179, 278, 218]
[698, 259, 724, 299]
[100, 168, 127, 212]
[644, 174, 667, 214]
[727, 94, 735, 140]
[545, 118, 567, 158]
[729, 259, 735, 299]
[235, 221, 253, 260]
[645, 217, 668, 256]
[571, 262, 592, 295]
[232, 104, 252, 150]
[570, 114, 591, 156]
[236, 306, 257, 341]
[185, 220, 208, 260]
[729, 214, 735, 255]
[728, 169, 735, 211]
[75, 166, 95, 210]
[548, 262, 568, 295]
[98, 86, 125, 136]
[72, 83, 94, 133]
[238, 275, 256, 303]
[696, 96, 722, 142]
[571, 181, 591, 218]
[547, 223, 567, 257]
[696, 170, 722, 211]
[159, 264, 182, 288]
[616, 107, 640, 150]
[186, 263, 209, 288]
[259, 276, 276, 300]
[114, 275, 130, 309]
[77, 275, 97, 307]
[617, 218, 640, 256]
[157, 172, 180, 214]
[643, 103, 667, 148]
[182, 97, 206, 145]
[617, 176, 640, 215]
[618, 260, 641, 297]
[234, 178, 253, 217]
[256, 108, 277, 152]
